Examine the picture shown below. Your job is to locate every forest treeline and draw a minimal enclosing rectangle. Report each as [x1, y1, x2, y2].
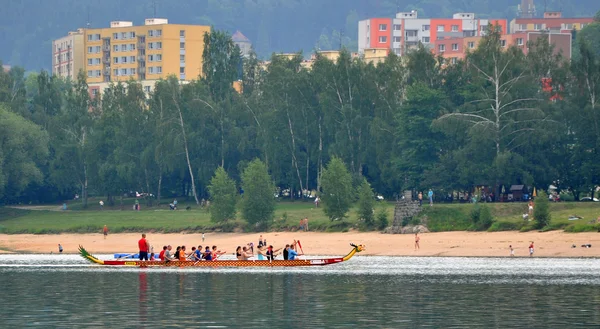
[1, 24, 600, 206]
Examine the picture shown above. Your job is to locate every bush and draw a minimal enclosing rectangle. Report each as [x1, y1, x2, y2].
[533, 191, 551, 229]
[469, 204, 494, 231]
[564, 222, 600, 232]
[356, 178, 375, 227]
[321, 157, 354, 220]
[207, 167, 238, 222]
[376, 207, 389, 230]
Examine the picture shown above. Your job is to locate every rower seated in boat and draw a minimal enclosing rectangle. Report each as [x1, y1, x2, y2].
[179, 246, 188, 261]
[265, 245, 282, 261]
[211, 245, 226, 261]
[163, 245, 176, 262]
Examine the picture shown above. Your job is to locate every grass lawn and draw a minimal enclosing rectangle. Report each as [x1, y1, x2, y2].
[0, 198, 395, 234]
[1, 198, 599, 234]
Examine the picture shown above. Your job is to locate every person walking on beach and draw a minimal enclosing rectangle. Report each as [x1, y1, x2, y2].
[58, 244, 63, 253]
[415, 233, 420, 250]
[202, 232, 205, 243]
[428, 189, 434, 206]
[529, 241, 534, 257]
[138, 234, 150, 261]
[509, 245, 514, 256]
[103, 225, 108, 239]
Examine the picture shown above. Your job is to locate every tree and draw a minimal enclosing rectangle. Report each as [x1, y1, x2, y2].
[321, 157, 353, 220]
[208, 167, 238, 222]
[241, 158, 275, 229]
[0, 106, 48, 201]
[356, 178, 375, 227]
[533, 191, 551, 229]
[202, 28, 242, 102]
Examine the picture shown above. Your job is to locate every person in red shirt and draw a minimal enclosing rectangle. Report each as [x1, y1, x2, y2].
[158, 245, 167, 261]
[138, 234, 150, 261]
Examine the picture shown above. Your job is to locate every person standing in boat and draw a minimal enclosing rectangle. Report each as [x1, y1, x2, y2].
[138, 234, 150, 261]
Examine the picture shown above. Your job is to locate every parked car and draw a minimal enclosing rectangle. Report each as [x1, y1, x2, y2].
[580, 197, 599, 202]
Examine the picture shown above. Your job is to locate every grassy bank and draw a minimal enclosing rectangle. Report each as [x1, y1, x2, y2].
[1, 199, 599, 234]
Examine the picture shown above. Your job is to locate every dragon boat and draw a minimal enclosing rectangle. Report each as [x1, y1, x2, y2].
[78, 244, 365, 267]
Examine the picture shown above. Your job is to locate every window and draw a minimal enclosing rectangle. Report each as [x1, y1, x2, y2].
[88, 35, 93, 41]
[180, 67, 185, 74]
[422, 36, 430, 43]
[88, 46, 93, 54]
[148, 54, 154, 62]
[480, 25, 487, 31]
[451, 57, 457, 64]
[500, 39, 506, 47]
[157, 66, 162, 73]
[91, 89, 98, 96]
[113, 33, 119, 40]
[452, 43, 458, 51]
[130, 56, 136, 63]
[378, 36, 387, 43]
[113, 69, 119, 76]
[534, 24, 542, 30]
[393, 36, 401, 43]
[393, 24, 401, 31]
[565, 23, 573, 30]
[149, 30, 154, 37]
[120, 68, 127, 76]
[121, 44, 127, 51]
[379, 24, 387, 31]
[87, 70, 93, 77]
[94, 58, 101, 65]
[519, 24, 527, 31]
[121, 56, 127, 63]
[148, 43, 154, 49]
[180, 42, 185, 49]
[422, 25, 430, 31]
[180, 30, 185, 37]
[580, 23, 586, 29]
[130, 68, 136, 75]
[148, 67, 154, 74]
[438, 44, 446, 52]
[95, 46, 101, 53]
[156, 42, 162, 49]
[156, 29, 162, 36]
[437, 25, 444, 32]
[129, 31, 135, 38]
[129, 44, 136, 51]
[121, 32, 127, 39]
[156, 54, 162, 61]
[468, 41, 475, 49]
[517, 38, 524, 46]
[451, 25, 459, 32]
[144, 86, 151, 93]
[180, 54, 185, 62]
[113, 57, 119, 64]
[113, 45, 119, 52]
[95, 70, 101, 77]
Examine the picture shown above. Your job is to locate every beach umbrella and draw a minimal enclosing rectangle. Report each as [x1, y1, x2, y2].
[533, 187, 537, 197]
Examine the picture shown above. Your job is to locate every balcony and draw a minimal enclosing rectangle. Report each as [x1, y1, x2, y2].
[137, 43, 145, 49]
[103, 45, 110, 51]
[103, 57, 110, 64]
[138, 56, 145, 62]
[405, 34, 419, 42]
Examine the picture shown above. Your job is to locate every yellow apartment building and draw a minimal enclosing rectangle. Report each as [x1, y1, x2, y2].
[81, 18, 209, 83]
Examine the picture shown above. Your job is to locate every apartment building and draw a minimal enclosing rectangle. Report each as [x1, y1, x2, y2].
[57, 18, 210, 84]
[510, 11, 594, 34]
[358, 12, 507, 56]
[52, 29, 85, 79]
[433, 31, 572, 64]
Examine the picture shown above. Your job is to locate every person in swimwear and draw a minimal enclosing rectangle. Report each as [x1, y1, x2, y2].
[236, 246, 243, 260]
[211, 245, 226, 260]
[174, 246, 181, 260]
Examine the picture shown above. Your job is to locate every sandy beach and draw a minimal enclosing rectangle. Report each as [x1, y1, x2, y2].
[1, 231, 600, 257]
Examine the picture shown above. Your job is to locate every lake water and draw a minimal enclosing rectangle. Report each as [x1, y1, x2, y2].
[1, 254, 600, 328]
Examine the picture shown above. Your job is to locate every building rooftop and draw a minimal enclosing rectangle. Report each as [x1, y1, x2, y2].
[232, 30, 251, 43]
[2, 64, 10, 72]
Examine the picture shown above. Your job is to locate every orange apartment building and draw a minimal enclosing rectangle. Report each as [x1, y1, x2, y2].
[358, 12, 506, 56]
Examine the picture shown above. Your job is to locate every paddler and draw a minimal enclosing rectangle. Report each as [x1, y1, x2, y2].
[163, 245, 175, 262]
[138, 234, 150, 261]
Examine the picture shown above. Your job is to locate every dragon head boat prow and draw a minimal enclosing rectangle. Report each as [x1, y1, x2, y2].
[342, 243, 366, 261]
[78, 245, 104, 265]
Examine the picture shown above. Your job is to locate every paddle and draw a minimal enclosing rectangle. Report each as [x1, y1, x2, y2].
[116, 253, 136, 260]
[297, 240, 305, 256]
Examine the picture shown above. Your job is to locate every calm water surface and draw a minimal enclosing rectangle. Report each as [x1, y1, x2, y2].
[1, 254, 600, 328]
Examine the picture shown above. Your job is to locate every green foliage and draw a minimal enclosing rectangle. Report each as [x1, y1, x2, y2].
[321, 157, 354, 220]
[376, 207, 389, 230]
[534, 191, 552, 229]
[469, 204, 494, 231]
[488, 220, 525, 232]
[207, 167, 238, 222]
[356, 178, 375, 227]
[240, 159, 275, 229]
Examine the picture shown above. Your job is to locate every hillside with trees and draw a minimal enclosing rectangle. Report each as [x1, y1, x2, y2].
[1, 0, 599, 70]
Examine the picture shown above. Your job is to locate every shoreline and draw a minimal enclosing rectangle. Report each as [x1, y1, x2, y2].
[1, 231, 600, 258]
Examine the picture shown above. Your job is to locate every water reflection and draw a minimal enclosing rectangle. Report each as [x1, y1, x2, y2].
[1, 256, 600, 327]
